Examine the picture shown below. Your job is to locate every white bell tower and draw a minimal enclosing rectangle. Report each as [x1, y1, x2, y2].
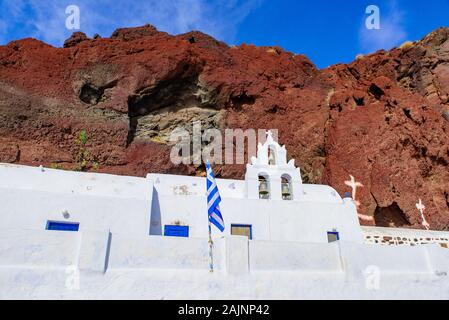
[245, 131, 303, 200]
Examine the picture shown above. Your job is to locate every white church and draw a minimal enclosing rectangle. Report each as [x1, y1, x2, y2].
[1, 131, 449, 299]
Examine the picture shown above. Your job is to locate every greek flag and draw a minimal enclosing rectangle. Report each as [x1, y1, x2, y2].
[206, 161, 225, 232]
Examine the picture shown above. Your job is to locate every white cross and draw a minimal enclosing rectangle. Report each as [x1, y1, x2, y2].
[344, 175, 372, 222]
[416, 198, 430, 230]
[352, 200, 374, 222]
[416, 198, 425, 212]
[358, 213, 374, 222]
[344, 175, 364, 200]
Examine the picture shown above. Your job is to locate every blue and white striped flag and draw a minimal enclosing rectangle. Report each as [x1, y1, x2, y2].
[206, 161, 225, 232]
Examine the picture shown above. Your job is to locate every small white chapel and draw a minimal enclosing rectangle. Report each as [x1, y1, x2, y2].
[0, 131, 449, 299]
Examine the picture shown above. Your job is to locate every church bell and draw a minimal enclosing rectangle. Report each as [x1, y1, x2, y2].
[282, 182, 292, 199]
[259, 181, 269, 195]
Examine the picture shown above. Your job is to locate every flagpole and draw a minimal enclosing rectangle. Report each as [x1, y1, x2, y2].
[206, 160, 223, 274]
[208, 220, 214, 273]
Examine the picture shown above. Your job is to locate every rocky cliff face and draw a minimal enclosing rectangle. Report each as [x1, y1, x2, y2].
[0, 25, 448, 229]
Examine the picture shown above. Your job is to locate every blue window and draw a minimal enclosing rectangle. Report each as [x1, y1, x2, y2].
[231, 224, 253, 240]
[46, 221, 79, 232]
[327, 231, 340, 243]
[164, 225, 189, 238]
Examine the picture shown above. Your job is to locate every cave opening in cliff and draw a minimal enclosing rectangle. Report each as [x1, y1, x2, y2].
[354, 97, 364, 106]
[79, 80, 117, 105]
[79, 84, 103, 105]
[128, 76, 200, 117]
[230, 92, 256, 110]
[126, 75, 218, 146]
[369, 83, 384, 100]
[374, 202, 411, 228]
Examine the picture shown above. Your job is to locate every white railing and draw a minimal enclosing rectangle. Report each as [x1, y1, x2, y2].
[362, 226, 449, 249]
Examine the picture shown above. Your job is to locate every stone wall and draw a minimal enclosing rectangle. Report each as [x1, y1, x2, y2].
[362, 226, 449, 249]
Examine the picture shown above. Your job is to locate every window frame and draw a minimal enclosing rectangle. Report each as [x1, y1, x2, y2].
[231, 224, 253, 240]
[327, 231, 340, 243]
[46, 221, 80, 232]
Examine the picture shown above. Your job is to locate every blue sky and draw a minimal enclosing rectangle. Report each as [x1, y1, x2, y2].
[0, 0, 448, 68]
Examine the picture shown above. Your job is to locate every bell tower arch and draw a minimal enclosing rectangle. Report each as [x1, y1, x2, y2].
[245, 131, 303, 200]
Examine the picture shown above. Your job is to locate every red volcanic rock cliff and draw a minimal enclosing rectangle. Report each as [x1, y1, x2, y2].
[0, 25, 448, 229]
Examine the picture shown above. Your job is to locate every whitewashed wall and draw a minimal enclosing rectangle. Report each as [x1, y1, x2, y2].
[108, 235, 225, 271]
[1, 230, 448, 274]
[339, 242, 432, 274]
[1, 230, 449, 299]
[5, 164, 449, 248]
[149, 173, 363, 243]
[0, 229, 79, 267]
[0, 164, 153, 235]
[2, 165, 449, 299]
[0, 164, 362, 243]
[151, 193, 363, 242]
[249, 241, 342, 272]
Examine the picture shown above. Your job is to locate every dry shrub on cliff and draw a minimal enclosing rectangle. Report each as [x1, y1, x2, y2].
[399, 41, 414, 50]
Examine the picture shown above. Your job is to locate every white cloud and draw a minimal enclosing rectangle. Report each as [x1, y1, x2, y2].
[359, 1, 408, 54]
[0, 0, 262, 46]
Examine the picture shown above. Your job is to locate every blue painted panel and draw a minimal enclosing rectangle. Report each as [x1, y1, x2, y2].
[46, 221, 79, 232]
[164, 225, 189, 238]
